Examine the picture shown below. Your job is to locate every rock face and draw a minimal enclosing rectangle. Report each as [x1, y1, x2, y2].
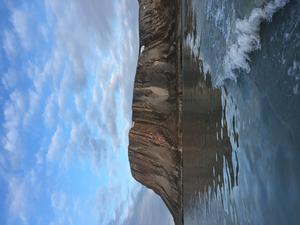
[128, 0, 183, 224]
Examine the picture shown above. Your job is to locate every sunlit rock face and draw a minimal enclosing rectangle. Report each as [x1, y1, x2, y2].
[128, 0, 183, 224]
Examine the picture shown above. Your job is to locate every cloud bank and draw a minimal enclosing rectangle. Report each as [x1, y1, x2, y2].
[0, 0, 173, 224]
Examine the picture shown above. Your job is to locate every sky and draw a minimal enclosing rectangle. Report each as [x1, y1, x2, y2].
[0, 0, 173, 224]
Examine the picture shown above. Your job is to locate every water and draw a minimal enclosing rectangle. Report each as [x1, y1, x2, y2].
[182, 0, 300, 224]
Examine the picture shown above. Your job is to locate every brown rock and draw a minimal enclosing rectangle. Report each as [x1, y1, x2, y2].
[128, 0, 183, 224]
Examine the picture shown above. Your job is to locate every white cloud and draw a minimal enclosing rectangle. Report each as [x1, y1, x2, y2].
[38, 24, 49, 42]
[47, 126, 63, 161]
[61, 122, 97, 168]
[0, 1, 142, 225]
[1, 69, 18, 90]
[3, 128, 18, 153]
[51, 192, 67, 211]
[11, 9, 30, 50]
[74, 93, 86, 114]
[6, 177, 29, 225]
[24, 89, 40, 126]
[1, 167, 46, 225]
[50, 191, 94, 225]
[2, 91, 25, 153]
[2, 30, 17, 58]
[26, 63, 44, 92]
[35, 149, 44, 165]
[41, 1, 142, 224]
[43, 94, 57, 128]
[49, 216, 73, 225]
[106, 187, 174, 225]
[56, 67, 71, 116]
[8, 90, 25, 112]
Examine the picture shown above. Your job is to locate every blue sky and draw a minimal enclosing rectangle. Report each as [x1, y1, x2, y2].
[0, 0, 173, 224]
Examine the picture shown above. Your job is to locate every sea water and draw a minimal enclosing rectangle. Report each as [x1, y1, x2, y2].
[182, 0, 300, 224]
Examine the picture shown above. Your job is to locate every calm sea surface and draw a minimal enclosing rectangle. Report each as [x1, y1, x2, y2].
[182, 0, 300, 224]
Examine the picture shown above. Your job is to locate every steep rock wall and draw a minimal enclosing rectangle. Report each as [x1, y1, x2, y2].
[128, 0, 182, 224]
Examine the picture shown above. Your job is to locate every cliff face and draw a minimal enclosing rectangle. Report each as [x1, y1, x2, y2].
[128, 0, 182, 224]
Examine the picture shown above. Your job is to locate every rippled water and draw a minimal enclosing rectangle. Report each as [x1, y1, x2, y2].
[182, 0, 300, 224]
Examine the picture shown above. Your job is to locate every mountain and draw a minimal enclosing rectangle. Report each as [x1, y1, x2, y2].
[128, 0, 183, 224]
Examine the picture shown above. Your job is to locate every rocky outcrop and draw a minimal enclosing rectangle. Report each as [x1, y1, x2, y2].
[128, 0, 183, 224]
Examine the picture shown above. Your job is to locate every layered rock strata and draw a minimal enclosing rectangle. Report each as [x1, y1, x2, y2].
[128, 0, 183, 224]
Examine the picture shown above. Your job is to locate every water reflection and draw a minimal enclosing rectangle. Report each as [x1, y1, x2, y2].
[182, 41, 238, 210]
[182, 0, 300, 224]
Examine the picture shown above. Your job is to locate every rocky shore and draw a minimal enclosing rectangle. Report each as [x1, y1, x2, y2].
[128, 0, 183, 224]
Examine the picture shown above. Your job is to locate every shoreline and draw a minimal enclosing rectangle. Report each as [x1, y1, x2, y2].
[176, 0, 184, 222]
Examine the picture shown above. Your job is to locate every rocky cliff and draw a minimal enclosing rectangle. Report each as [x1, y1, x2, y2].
[128, 0, 183, 224]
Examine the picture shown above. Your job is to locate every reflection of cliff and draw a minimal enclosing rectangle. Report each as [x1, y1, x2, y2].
[128, 0, 183, 225]
[182, 0, 238, 207]
[183, 48, 236, 204]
